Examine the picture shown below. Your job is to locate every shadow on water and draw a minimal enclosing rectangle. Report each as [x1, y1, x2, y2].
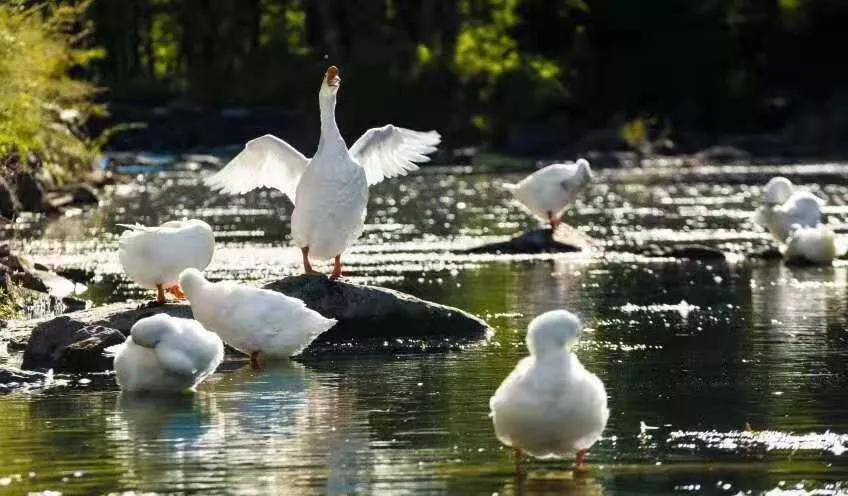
[3, 164, 848, 494]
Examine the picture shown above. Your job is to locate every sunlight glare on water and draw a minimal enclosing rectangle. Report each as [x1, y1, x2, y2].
[2, 163, 848, 494]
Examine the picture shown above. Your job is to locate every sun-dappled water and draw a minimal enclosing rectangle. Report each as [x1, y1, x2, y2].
[2, 163, 848, 494]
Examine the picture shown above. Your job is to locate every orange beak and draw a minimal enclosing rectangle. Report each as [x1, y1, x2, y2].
[326, 66, 340, 87]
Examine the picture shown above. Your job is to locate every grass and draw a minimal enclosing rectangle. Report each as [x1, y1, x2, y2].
[0, 1, 104, 184]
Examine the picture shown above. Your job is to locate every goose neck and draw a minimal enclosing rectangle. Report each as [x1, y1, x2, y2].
[318, 96, 344, 149]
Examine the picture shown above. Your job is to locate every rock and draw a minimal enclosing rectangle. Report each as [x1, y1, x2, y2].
[56, 267, 95, 284]
[642, 244, 727, 261]
[694, 145, 751, 165]
[61, 296, 87, 312]
[13, 171, 48, 212]
[18, 303, 192, 371]
[263, 274, 491, 351]
[0, 367, 47, 394]
[53, 325, 125, 373]
[464, 227, 586, 254]
[0, 177, 20, 219]
[748, 247, 783, 260]
[69, 184, 99, 205]
[11, 281, 491, 357]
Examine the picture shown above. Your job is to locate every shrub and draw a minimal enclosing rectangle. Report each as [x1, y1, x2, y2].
[0, 1, 104, 183]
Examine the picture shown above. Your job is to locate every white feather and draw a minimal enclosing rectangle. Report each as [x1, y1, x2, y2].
[180, 269, 336, 358]
[205, 134, 309, 204]
[204, 69, 440, 263]
[111, 313, 224, 393]
[490, 310, 609, 458]
[118, 219, 215, 290]
[349, 125, 441, 185]
[506, 159, 593, 223]
[783, 225, 843, 265]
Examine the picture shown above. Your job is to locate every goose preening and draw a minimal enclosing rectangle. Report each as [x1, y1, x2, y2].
[106, 313, 224, 393]
[206, 65, 441, 279]
[490, 310, 608, 477]
[784, 225, 847, 265]
[179, 268, 337, 367]
[753, 177, 846, 264]
[503, 159, 592, 230]
[118, 220, 215, 304]
[753, 176, 824, 244]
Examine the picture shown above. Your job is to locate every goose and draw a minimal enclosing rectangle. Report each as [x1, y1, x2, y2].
[205, 65, 441, 279]
[753, 177, 824, 244]
[179, 268, 337, 367]
[118, 220, 215, 304]
[783, 225, 847, 265]
[490, 310, 608, 477]
[106, 313, 224, 393]
[503, 159, 592, 230]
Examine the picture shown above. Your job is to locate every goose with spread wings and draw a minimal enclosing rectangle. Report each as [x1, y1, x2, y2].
[206, 65, 441, 279]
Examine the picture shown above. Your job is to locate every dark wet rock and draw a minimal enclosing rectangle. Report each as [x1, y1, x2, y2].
[61, 296, 87, 312]
[747, 247, 783, 260]
[23, 321, 125, 372]
[694, 145, 751, 165]
[0, 367, 47, 394]
[56, 267, 95, 284]
[0, 251, 47, 292]
[13, 171, 49, 212]
[582, 150, 641, 168]
[53, 325, 125, 373]
[642, 244, 727, 261]
[13, 303, 191, 369]
[10, 283, 490, 357]
[464, 228, 584, 254]
[0, 177, 20, 219]
[69, 184, 99, 205]
[264, 274, 491, 351]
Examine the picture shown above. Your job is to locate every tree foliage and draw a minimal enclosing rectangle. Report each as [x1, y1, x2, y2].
[0, 1, 104, 182]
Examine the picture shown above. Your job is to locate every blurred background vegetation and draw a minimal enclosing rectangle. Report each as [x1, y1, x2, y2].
[3, 0, 848, 175]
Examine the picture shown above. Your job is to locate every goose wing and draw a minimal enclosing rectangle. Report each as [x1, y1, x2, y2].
[349, 125, 440, 185]
[206, 134, 309, 204]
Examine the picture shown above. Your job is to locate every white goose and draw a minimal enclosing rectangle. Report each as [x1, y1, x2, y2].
[118, 219, 215, 303]
[752, 177, 846, 264]
[179, 268, 337, 367]
[753, 176, 824, 244]
[206, 65, 441, 279]
[490, 310, 608, 476]
[107, 313, 224, 393]
[503, 159, 592, 230]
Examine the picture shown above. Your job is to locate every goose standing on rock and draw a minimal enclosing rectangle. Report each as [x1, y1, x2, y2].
[106, 313, 224, 393]
[206, 66, 441, 279]
[179, 268, 337, 367]
[503, 159, 592, 230]
[490, 310, 608, 477]
[118, 220, 215, 304]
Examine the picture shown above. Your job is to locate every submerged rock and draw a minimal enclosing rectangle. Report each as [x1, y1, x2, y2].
[642, 244, 727, 261]
[464, 227, 585, 254]
[263, 274, 491, 351]
[747, 247, 783, 260]
[0, 367, 47, 394]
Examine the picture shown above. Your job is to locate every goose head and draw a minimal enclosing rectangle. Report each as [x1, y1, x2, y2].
[575, 158, 593, 188]
[179, 268, 207, 300]
[764, 177, 793, 206]
[526, 309, 587, 357]
[319, 65, 341, 100]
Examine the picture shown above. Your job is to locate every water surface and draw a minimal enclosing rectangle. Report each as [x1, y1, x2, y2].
[2, 163, 848, 495]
